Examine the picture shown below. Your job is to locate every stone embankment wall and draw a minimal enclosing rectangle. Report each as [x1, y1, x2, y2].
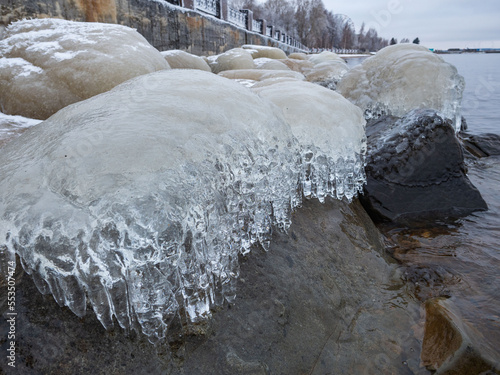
[0, 0, 306, 55]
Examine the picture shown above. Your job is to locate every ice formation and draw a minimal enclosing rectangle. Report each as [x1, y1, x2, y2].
[278, 58, 315, 74]
[242, 44, 287, 59]
[206, 48, 255, 73]
[288, 52, 308, 60]
[160, 50, 211, 71]
[0, 70, 302, 342]
[304, 60, 349, 90]
[218, 69, 305, 86]
[253, 57, 290, 70]
[307, 51, 345, 65]
[253, 80, 367, 202]
[337, 44, 465, 131]
[0, 18, 169, 119]
[0, 112, 42, 147]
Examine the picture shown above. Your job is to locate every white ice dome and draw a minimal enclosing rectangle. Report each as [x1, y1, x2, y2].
[0, 18, 170, 120]
[337, 43, 465, 130]
[0, 69, 301, 342]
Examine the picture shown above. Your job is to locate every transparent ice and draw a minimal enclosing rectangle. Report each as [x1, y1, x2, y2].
[337, 44, 465, 131]
[0, 69, 366, 343]
[253, 80, 367, 202]
[0, 70, 301, 342]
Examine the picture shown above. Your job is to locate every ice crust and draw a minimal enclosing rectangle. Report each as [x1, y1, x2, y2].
[0, 66, 368, 343]
[218, 69, 305, 86]
[242, 44, 288, 60]
[0, 70, 304, 342]
[253, 57, 290, 71]
[307, 51, 345, 65]
[253, 80, 367, 202]
[304, 60, 349, 90]
[0, 18, 169, 119]
[206, 48, 255, 73]
[337, 44, 465, 131]
[0, 112, 42, 147]
[160, 50, 210, 71]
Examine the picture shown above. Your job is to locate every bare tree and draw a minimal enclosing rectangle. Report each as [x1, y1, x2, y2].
[261, 0, 296, 35]
[229, 0, 390, 51]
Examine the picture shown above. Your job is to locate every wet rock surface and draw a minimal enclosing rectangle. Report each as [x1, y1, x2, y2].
[421, 298, 500, 374]
[460, 132, 500, 158]
[0, 198, 425, 374]
[360, 109, 487, 225]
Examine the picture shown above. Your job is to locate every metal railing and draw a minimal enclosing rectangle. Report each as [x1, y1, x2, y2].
[195, 0, 218, 16]
[228, 7, 246, 28]
[252, 19, 262, 33]
[186, 1, 309, 52]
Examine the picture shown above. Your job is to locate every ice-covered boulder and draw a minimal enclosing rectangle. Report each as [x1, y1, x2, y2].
[218, 69, 305, 88]
[337, 44, 465, 130]
[242, 44, 287, 59]
[360, 109, 487, 224]
[0, 18, 170, 120]
[160, 49, 211, 71]
[307, 50, 345, 65]
[206, 48, 254, 73]
[278, 58, 315, 74]
[0, 70, 301, 342]
[288, 52, 308, 60]
[0, 112, 42, 147]
[253, 57, 290, 70]
[253, 80, 367, 201]
[304, 60, 349, 90]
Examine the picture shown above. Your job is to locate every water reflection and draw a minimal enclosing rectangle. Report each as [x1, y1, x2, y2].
[378, 155, 500, 358]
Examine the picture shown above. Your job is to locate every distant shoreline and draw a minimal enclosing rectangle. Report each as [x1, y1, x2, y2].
[434, 48, 500, 54]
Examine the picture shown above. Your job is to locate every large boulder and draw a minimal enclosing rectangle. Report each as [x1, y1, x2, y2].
[206, 48, 254, 73]
[278, 58, 315, 74]
[0, 18, 170, 120]
[160, 49, 211, 71]
[242, 44, 287, 60]
[360, 109, 487, 224]
[253, 57, 290, 70]
[304, 60, 349, 90]
[307, 50, 345, 65]
[0, 198, 424, 375]
[0, 69, 301, 343]
[218, 69, 305, 88]
[337, 44, 465, 130]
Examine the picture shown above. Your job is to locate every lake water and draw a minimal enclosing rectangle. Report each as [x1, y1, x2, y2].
[383, 53, 500, 361]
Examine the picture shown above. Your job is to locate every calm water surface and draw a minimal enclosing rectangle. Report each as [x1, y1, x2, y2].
[386, 53, 500, 357]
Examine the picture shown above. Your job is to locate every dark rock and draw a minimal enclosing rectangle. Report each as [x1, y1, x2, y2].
[0, 198, 424, 374]
[422, 298, 500, 374]
[360, 109, 487, 225]
[460, 132, 500, 158]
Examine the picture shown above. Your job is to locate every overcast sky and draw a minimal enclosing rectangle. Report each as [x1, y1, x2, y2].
[322, 0, 500, 50]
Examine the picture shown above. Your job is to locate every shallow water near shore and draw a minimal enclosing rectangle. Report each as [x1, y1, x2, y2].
[381, 53, 500, 363]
